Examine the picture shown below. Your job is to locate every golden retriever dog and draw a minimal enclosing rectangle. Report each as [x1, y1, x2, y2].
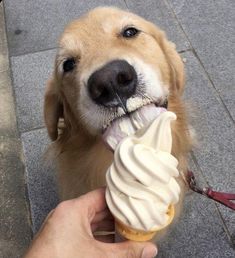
[44, 7, 192, 229]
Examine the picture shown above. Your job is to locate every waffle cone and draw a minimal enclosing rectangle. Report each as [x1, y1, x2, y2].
[115, 204, 175, 241]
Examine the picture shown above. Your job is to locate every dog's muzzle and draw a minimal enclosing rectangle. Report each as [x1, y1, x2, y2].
[88, 60, 137, 109]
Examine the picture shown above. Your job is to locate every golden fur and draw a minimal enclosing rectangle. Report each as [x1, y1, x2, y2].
[44, 7, 192, 225]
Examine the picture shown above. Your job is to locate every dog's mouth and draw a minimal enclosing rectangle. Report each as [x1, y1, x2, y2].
[102, 100, 168, 150]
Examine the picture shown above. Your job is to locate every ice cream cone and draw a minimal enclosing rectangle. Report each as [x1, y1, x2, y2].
[115, 204, 175, 242]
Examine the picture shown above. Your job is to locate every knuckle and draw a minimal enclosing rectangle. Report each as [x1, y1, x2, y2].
[54, 200, 73, 215]
[126, 247, 137, 258]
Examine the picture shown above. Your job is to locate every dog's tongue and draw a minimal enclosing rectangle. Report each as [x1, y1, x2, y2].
[102, 104, 166, 150]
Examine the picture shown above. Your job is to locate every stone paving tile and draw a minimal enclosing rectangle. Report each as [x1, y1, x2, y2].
[4, 0, 127, 56]
[21, 128, 59, 233]
[168, 0, 235, 121]
[157, 155, 234, 257]
[0, 3, 32, 257]
[0, 43, 8, 73]
[0, 137, 32, 258]
[158, 193, 235, 258]
[0, 3, 9, 72]
[11, 49, 56, 133]
[0, 4, 7, 45]
[125, 0, 190, 52]
[182, 51, 235, 242]
[0, 70, 17, 138]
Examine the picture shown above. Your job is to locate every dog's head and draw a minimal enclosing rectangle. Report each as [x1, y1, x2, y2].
[44, 7, 184, 141]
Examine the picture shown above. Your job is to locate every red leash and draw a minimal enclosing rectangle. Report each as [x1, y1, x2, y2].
[187, 170, 235, 210]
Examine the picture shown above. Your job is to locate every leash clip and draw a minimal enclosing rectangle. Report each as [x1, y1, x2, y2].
[187, 170, 235, 211]
[187, 171, 204, 194]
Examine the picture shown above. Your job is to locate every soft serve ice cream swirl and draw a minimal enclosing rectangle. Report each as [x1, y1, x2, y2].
[106, 111, 180, 231]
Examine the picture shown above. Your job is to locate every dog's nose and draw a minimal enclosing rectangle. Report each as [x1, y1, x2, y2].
[88, 60, 137, 107]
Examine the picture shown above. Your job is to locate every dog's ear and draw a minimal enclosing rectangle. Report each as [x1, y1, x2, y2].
[44, 76, 63, 141]
[151, 27, 185, 95]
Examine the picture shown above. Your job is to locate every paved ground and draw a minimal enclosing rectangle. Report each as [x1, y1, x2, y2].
[0, 0, 235, 257]
[0, 3, 32, 258]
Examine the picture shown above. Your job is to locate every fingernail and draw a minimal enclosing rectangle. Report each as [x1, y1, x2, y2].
[141, 245, 158, 258]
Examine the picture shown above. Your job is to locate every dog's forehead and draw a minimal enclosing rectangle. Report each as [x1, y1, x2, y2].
[87, 7, 141, 30]
[61, 8, 143, 45]
[92, 9, 140, 33]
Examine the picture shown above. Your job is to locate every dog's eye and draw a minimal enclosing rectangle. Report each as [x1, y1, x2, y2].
[122, 27, 139, 38]
[63, 58, 76, 73]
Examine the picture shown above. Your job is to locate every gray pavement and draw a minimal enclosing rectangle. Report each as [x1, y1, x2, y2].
[1, 0, 235, 257]
[0, 3, 31, 258]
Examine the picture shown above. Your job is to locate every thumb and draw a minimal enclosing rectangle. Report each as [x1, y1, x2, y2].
[108, 241, 158, 258]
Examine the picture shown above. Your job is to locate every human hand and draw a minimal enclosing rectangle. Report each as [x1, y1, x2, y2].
[24, 188, 158, 258]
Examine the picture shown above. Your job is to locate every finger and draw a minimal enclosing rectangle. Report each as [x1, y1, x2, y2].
[44, 209, 55, 222]
[104, 241, 158, 258]
[92, 208, 114, 224]
[77, 188, 107, 219]
[28, 209, 55, 247]
[91, 220, 114, 232]
[36, 209, 55, 235]
[95, 233, 115, 243]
